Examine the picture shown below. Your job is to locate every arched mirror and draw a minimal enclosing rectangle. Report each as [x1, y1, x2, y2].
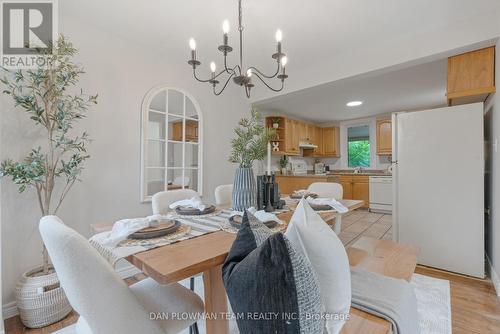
[141, 87, 202, 202]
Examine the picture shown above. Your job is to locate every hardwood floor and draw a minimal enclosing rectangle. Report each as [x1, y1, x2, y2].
[5, 211, 500, 333]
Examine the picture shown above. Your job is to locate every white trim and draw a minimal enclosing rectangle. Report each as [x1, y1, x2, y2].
[487, 255, 500, 297]
[2, 301, 18, 320]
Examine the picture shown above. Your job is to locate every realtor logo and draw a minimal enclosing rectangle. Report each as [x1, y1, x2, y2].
[1, 0, 58, 68]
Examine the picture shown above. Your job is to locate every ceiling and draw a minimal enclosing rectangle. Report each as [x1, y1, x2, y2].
[252, 58, 448, 122]
[60, 0, 500, 101]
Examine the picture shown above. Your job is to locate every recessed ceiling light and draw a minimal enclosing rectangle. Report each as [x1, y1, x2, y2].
[346, 101, 363, 107]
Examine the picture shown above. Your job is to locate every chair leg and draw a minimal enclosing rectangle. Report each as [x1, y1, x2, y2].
[190, 276, 195, 290]
[189, 277, 199, 334]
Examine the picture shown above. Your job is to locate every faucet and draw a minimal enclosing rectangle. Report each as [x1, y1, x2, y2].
[354, 166, 363, 174]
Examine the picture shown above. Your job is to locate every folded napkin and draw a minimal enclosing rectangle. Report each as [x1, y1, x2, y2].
[169, 196, 207, 211]
[230, 207, 285, 225]
[101, 214, 167, 247]
[306, 197, 348, 213]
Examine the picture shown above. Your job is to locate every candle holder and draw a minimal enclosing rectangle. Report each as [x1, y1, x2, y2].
[264, 173, 274, 212]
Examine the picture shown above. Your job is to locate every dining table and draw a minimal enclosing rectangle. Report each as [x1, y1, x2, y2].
[124, 199, 367, 334]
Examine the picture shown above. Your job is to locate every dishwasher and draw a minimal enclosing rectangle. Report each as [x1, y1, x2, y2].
[369, 176, 392, 213]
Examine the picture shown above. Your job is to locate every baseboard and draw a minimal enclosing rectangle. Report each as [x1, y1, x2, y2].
[487, 255, 500, 297]
[2, 265, 140, 320]
[3, 300, 18, 320]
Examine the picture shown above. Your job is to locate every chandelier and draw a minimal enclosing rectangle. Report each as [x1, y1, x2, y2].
[187, 0, 288, 98]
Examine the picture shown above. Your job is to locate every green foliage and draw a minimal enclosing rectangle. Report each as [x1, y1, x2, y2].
[0, 35, 97, 216]
[229, 108, 276, 168]
[348, 140, 370, 167]
[278, 155, 289, 169]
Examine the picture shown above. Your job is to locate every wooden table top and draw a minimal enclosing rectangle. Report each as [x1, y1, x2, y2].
[128, 199, 364, 284]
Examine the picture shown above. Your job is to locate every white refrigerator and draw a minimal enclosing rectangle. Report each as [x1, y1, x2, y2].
[392, 103, 484, 278]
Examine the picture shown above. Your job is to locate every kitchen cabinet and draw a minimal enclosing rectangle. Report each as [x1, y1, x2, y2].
[376, 119, 392, 155]
[284, 118, 300, 155]
[297, 121, 307, 143]
[447, 46, 496, 106]
[323, 127, 340, 157]
[340, 175, 369, 208]
[172, 120, 198, 142]
[276, 175, 341, 195]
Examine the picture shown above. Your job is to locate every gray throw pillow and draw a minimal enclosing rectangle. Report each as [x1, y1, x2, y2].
[222, 211, 324, 334]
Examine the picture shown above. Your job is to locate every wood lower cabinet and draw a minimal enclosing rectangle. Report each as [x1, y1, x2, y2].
[276, 175, 340, 195]
[340, 175, 369, 208]
[376, 119, 392, 155]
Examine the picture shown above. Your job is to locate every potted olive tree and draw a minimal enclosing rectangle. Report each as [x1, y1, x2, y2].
[228, 109, 275, 210]
[0, 36, 97, 328]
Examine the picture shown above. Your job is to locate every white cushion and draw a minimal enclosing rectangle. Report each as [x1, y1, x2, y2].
[130, 278, 204, 334]
[285, 199, 351, 334]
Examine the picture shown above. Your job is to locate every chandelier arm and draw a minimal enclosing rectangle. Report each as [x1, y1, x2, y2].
[252, 72, 285, 92]
[249, 62, 280, 79]
[193, 68, 213, 83]
[214, 72, 236, 96]
[223, 55, 235, 74]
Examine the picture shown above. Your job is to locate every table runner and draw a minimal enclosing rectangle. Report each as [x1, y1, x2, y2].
[89, 208, 291, 266]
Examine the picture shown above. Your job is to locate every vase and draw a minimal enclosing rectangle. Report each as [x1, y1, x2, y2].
[15, 266, 72, 328]
[232, 167, 257, 211]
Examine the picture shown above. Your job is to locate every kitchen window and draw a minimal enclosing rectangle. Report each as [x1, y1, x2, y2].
[347, 125, 370, 168]
[141, 87, 203, 202]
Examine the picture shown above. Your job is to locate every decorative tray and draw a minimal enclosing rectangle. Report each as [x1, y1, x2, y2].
[290, 192, 318, 199]
[175, 205, 216, 216]
[129, 220, 181, 239]
[229, 215, 278, 230]
[310, 204, 333, 211]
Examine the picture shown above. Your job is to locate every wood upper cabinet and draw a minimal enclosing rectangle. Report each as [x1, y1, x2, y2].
[323, 127, 340, 157]
[284, 118, 300, 155]
[447, 46, 496, 106]
[313, 127, 323, 156]
[305, 124, 314, 142]
[297, 121, 307, 143]
[172, 120, 198, 142]
[376, 119, 392, 155]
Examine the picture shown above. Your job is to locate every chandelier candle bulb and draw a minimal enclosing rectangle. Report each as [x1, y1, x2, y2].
[223, 20, 230, 45]
[189, 38, 197, 61]
[276, 29, 283, 54]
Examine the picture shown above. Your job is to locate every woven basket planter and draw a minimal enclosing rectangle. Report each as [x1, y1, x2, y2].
[15, 266, 72, 328]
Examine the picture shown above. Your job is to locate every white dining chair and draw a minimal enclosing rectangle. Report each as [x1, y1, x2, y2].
[214, 184, 233, 207]
[307, 182, 344, 235]
[307, 182, 343, 199]
[152, 189, 199, 215]
[151, 188, 202, 334]
[39, 216, 204, 334]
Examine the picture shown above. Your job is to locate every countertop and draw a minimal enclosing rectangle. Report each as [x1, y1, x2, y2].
[277, 170, 392, 177]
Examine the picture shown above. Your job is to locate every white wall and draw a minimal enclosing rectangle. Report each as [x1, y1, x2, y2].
[0, 16, 249, 310]
[484, 43, 500, 294]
